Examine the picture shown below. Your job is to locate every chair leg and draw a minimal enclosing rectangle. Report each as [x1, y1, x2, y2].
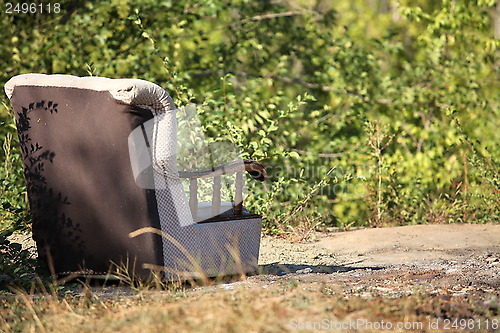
[234, 171, 243, 215]
[212, 176, 221, 217]
[189, 179, 198, 221]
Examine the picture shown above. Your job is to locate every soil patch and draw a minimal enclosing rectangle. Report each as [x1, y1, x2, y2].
[5, 224, 500, 298]
[253, 223, 500, 298]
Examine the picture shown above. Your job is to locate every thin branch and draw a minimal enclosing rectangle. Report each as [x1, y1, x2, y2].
[293, 143, 362, 158]
[192, 70, 393, 105]
[176, 9, 315, 40]
[237, 11, 306, 25]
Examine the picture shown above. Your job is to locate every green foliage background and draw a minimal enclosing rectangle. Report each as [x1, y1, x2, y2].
[0, 0, 499, 235]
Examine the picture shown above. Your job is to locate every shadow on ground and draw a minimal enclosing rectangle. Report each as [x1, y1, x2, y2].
[259, 263, 384, 275]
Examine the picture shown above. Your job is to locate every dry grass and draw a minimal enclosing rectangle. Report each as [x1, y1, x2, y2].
[1, 277, 498, 333]
[1, 227, 499, 332]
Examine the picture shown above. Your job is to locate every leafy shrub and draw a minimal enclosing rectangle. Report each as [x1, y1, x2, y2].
[0, 229, 38, 289]
[0, 0, 498, 238]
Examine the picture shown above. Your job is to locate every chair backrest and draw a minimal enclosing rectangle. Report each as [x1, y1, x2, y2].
[5, 74, 177, 278]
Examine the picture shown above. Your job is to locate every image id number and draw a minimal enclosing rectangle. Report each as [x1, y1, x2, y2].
[441, 318, 499, 330]
[5, 3, 61, 14]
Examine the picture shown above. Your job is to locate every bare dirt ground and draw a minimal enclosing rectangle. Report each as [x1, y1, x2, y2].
[249, 223, 500, 298]
[3, 224, 499, 332]
[6, 223, 500, 297]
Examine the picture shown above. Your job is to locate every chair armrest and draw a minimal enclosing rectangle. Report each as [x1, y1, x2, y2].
[178, 159, 266, 181]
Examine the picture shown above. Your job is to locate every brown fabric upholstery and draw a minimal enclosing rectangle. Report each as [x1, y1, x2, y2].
[11, 86, 163, 279]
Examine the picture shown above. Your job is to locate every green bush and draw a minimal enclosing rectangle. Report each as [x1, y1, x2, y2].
[0, 0, 499, 237]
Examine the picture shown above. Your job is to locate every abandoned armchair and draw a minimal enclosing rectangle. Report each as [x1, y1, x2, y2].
[4, 74, 266, 280]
